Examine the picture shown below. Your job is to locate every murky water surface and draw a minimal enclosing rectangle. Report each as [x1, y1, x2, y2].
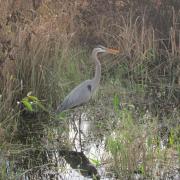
[1, 109, 180, 180]
[2, 111, 115, 179]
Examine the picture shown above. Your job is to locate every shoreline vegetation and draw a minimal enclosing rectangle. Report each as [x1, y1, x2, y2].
[0, 1, 179, 179]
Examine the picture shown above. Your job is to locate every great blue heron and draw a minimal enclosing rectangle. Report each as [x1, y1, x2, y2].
[56, 45, 119, 113]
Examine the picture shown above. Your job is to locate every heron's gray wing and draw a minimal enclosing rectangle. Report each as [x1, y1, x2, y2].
[56, 80, 93, 113]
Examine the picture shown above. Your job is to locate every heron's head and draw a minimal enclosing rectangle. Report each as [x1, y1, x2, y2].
[95, 45, 119, 54]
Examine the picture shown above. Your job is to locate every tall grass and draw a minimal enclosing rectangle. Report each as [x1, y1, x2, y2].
[106, 105, 180, 179]
[0, 0, 84, 140]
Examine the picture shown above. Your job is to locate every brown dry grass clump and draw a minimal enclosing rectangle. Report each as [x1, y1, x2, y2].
[0, 1, 76, 114]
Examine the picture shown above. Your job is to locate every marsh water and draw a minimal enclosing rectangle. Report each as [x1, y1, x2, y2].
[1, 104, 180, 180]
[2, 109, 115, 180]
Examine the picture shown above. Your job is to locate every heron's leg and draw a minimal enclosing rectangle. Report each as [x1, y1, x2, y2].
[72, 113, 78, 150]
[72, 113, 78, 133]
[79, 111, 83, 152]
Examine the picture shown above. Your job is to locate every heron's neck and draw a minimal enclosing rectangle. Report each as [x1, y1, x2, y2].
[92, 49, 101, 90]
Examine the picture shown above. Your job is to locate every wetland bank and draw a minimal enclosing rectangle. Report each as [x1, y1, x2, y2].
[0, 1, 180, 179]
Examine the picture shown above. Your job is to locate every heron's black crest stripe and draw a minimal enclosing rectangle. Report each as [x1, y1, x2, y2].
[96, 45, 105, 49]
[87, 84, 92, 91]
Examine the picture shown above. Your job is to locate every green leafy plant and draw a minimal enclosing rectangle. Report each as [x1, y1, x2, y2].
[20, 92, 47, 112]
[113, 94, 120, 112]
[89, 157, 101, 167]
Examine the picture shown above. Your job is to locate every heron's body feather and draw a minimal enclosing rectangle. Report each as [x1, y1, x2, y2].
[56, 79, 93, 112]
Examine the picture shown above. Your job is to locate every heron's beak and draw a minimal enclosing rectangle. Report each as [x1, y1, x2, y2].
[106, 48, 119, 54]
